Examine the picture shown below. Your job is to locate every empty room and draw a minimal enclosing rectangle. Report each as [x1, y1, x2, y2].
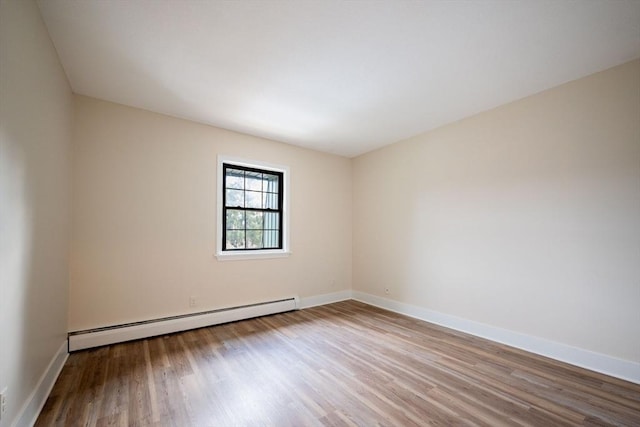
[1, 0, 639, 426]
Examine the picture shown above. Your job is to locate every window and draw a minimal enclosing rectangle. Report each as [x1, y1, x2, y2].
[223, 164, 282, 250]
[216, 156, 289, 260]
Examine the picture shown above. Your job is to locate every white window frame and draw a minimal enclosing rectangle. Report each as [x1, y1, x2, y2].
[216, 155, 290, 261]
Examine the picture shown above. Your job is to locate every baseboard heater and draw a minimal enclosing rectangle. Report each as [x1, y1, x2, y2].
[68, 296, 300, 351]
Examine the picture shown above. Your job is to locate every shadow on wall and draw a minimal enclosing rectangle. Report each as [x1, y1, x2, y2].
[1, 98, 49, 424]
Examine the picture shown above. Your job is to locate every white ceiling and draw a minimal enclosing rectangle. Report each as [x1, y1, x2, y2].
[37, 1, 640, 157]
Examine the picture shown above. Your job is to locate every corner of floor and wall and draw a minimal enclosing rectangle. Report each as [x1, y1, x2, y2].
[350, 55, 640, 386]
[2, 1, 639, 426]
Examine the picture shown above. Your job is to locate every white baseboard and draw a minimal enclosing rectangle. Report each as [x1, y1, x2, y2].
[13, 341, 68, 427]
[66, 292, 352, 352]
[299, 290, 352, 309]
[68, 297, 300, 352]
[352, 291, 640, 384]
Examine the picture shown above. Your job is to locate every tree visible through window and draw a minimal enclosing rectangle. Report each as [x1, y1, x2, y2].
[223, 163, 283, 250]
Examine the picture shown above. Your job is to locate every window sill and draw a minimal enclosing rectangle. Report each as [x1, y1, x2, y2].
[215, 250, 291, 261]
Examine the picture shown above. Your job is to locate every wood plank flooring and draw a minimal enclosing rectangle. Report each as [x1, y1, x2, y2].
[36, 301, 640, 426]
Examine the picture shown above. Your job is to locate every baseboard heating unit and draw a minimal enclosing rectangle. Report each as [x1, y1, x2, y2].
[68, 296, 300, 351]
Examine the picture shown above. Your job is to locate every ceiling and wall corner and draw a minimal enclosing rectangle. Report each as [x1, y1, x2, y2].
[353, 58, 640, 374]
[1, 1, 638, 425]
[68, 95, 353, 332]
[1, 1, 635, 413]
[36, 0, 640, 157]
[51, 0, 639, 382]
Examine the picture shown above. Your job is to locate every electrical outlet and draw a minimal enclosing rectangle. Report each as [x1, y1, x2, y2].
[384, 287, 390, 295]
[1, 387, 7, 420]
[189, 296, 196, 308]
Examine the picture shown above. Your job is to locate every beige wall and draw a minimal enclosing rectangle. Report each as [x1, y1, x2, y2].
[0, 0, 72, 425]
[1, 4, 636, 419]
[353, 60, 640, 363]
[70, 96, 352, 331]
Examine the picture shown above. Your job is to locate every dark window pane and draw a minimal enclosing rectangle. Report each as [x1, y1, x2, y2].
[226, 210, 245, 230]
[226, 230, 245, 249]
[225, 189, 244, 207]
[245, 190, 262, 209]
[246, 211, 264, 229]
[246, 230, 264, 249]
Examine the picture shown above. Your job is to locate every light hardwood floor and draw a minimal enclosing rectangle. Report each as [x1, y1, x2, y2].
[36, 301, 640, 426]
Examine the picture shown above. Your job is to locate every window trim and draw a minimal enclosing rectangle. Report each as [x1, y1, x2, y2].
[216, 155, 290, 261]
